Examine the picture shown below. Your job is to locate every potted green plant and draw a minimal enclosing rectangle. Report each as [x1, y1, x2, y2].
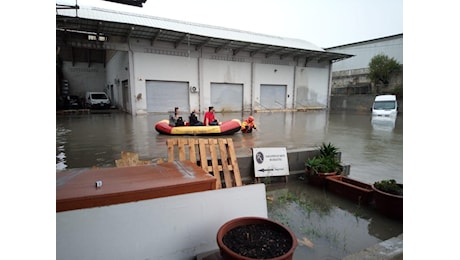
[318, 142, 339, 159]
[371, 179, 403, 219]
[305, 142, 341, 186]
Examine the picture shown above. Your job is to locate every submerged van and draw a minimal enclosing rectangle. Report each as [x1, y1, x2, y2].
[372, 95, 398, 117]
[85, 92, 111, 109]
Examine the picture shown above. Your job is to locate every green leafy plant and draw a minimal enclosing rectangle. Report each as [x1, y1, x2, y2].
[305, 143, 340, 175]
[319, 142, 339, 159]
[373, 179, 403, 196]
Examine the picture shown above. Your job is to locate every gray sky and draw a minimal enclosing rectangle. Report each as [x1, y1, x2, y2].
[58, 0, 403, 48]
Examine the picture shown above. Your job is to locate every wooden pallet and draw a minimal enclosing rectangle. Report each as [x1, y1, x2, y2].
[166, 138, 242, 189]
[115, 151, 153, 167]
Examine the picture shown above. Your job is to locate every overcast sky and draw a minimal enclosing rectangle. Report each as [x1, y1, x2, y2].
[57, 0, 402, 48]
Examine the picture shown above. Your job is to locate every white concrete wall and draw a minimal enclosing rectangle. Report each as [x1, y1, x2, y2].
[307, 67, 330, 107]
[132, 52, 199, 114]
[57, 184, 268, 260]
[106, 51, 129, 109]
[328, 36, 403, 71]
[62, 61, 106, 98]
[201, 59, 252, 110]
[253, 63, 294, 109]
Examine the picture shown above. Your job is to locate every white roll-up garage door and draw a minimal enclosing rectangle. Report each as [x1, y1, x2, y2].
[146, 81, 189, 113]
[260, 84, 286, 109]
[210, 83, 243, 112]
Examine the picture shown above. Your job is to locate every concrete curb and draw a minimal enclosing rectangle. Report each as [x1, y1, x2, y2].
[343, 233, 403, 260]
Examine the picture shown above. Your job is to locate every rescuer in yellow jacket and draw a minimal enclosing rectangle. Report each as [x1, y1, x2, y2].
[241, 116, 257, 133]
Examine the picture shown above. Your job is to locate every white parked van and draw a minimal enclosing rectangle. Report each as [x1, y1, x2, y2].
[372, 95, 398, 117]
[85, 92, 111, 109]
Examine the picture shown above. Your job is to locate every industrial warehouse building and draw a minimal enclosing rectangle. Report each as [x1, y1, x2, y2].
[56, 5, 352, 115]
[326, 34, 403, 96]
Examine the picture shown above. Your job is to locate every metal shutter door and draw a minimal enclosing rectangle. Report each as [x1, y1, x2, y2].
[260, 84, 286, 109]
[146, 81, 189, 113]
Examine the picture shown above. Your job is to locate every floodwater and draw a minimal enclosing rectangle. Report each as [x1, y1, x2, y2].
[56, 110, 403, 259]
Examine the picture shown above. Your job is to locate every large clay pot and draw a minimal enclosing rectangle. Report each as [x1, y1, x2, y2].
[371, 184, 403, 219]
[216, 216, 297, 260]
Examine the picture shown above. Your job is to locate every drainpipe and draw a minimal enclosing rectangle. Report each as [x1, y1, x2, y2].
[327, 61, 333, 110]
[128, 31, 136, 116]
[250, 62, 254, 113]
[198, 56, 202, 114]
[292, 65, 297, 110]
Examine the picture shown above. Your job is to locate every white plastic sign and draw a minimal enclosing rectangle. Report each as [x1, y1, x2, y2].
[253, 147, 289, 177]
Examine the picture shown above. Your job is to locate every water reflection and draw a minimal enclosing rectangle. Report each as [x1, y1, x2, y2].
[266, 180, 402, 259]
[371, 115, 397, 131]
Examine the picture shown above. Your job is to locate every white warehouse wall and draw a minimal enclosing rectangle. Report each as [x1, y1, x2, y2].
[306, 67, 330, 107]
[62, 36, 336, 114]
[201, 59, 252, 110]
[328, 35, 403, 71]
[253, 63, 294, 109]
[132, 52, 199, 114]
[106, 51, 129, 110]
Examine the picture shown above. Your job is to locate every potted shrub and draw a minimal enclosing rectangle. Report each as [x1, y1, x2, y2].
[216, 216, 297, 260]
[371, 179, 403, 219]
[305, 142, 341, 186]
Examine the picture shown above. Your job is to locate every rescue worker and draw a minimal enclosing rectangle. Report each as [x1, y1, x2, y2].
[241, 116, 257, 133]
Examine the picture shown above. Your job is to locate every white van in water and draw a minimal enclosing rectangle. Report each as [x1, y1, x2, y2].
[85, 92, 111, 109]
[372, 95, 398, 117]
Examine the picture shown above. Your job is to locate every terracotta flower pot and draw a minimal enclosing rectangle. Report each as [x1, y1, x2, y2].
[305, 168, 337, 187]
[325, 175, 374, 205]
[216, 216, 297, 260]
[371, 183, 403, 219]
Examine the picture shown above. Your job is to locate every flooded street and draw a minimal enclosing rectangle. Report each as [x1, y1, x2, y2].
[56, 109, 403, 259]
[56, 110, 402, 184]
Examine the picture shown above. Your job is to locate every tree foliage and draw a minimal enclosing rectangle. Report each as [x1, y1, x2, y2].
[368, 54, 401, 87]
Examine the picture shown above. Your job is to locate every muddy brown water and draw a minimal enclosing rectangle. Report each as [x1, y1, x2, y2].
[56, 109, 403, 259]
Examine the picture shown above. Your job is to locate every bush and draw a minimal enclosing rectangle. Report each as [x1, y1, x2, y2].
[373, 179, 403, 196]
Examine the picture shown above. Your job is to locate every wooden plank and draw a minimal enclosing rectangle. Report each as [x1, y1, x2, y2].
[188, 139, 198, 164]
[226, 139, 243, 186]
[198, 139, 209, 170]
[178, 138, 187, 161]
[208, 139, 222, 189]
[198, 139, 222, 188]
[165, 137, 241, 189]
[57, 161, 216, 212]
[167, 139, 177, 162]
[218, 138, 233, 188]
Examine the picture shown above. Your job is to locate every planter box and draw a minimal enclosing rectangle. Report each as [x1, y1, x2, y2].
[325, 175, 374, 205]
[305, 169, 337, 187]
[372, 184, 403, 219]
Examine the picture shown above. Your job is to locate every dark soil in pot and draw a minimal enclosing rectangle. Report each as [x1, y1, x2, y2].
[222, 223, 293, 259]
